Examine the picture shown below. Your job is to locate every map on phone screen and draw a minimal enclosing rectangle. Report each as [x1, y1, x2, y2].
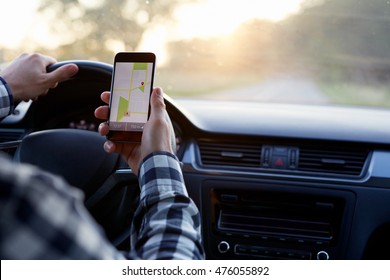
[109, 62, 153, 131]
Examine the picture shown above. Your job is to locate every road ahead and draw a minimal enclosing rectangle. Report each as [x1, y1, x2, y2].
[208, 76, 331, 105]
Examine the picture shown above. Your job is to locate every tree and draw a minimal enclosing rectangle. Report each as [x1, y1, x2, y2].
[282, 0, 390, 81]
[38, 0, 197, 62]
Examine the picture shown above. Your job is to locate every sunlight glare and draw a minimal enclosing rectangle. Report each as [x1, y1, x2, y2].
[78, 0, 105, 10]
[137, 25, 169, 66]
[138, 0, 306, 66]
[0, 1, 39, 49]
[173, 0, 305, 39]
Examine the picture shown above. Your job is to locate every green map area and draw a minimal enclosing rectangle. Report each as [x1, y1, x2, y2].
[115, 62, 149, 122]
[117, 96, 129, 122]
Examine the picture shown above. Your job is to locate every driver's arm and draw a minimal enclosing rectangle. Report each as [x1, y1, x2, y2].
[0, 77, 14, 119]
[0, 154, 126, 260]
[129, 152, 204, 260]
[0, 53, 78, 119]
[96, 88, 205, 260]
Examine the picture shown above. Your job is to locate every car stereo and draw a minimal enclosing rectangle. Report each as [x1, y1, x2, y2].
[202, 180, 355, 260]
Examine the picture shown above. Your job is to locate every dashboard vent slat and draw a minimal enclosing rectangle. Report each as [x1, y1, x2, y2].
[213, 189, 344, 243]
[0, 129, 25, 155]
[219, 209, 332, 240]
[0, 129, 25, 143]
[298, 146, 368, 176]
[199, 142, 261, 168]
[198, 140, 369, 177]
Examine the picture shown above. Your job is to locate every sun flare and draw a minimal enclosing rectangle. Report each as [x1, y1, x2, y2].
[1, 0, 306, 66]
[138, 0, 306, 66]
[0, 1, 39, 49]
[172, 0, 305, 40]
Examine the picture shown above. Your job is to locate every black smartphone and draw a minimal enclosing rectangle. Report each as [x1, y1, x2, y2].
[107, 52, 156, 142]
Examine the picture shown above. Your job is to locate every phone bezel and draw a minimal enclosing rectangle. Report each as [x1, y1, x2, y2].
[107, 52, 156, 142]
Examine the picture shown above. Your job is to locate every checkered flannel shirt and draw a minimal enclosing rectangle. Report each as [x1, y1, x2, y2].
[0, 152, 204, 259]
[0, 77, 14, 118]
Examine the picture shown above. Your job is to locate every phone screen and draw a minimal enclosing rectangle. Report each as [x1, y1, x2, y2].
[108, 52, 155, 142]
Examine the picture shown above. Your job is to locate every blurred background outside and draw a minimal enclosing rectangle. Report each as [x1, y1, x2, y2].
[1, 0, 390, 108]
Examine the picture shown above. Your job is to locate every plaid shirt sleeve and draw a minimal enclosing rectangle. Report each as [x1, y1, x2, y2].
[0, 77, 14, 118]
[0, 154, 125, 259]
[0, 151, 204, 260]
[129, 152, 205, 260]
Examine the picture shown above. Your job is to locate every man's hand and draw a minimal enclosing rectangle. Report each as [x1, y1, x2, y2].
[0, 53, 79, 102]
[94, 87, 174, 175]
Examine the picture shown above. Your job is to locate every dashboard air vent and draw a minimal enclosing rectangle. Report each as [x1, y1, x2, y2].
[198, 140, 369, 177]
[0, 129, 25, 143]
[219, 208, 332, 240]
[0, 129, 25, 155]
[213, 189, 343, 242]
[298, 145, 368, 176]
[199, 141, 261, 168]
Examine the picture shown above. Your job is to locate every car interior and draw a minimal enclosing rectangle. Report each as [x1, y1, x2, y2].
[1, 60, 390, 260]
[1, 0, 390, 261]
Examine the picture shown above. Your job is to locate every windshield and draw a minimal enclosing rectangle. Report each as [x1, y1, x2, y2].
[1, 0, 390, 108]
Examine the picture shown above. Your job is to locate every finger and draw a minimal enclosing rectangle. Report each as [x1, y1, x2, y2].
[103, 140, 116, 153]
[50, 82, 59, 89]
[98, 122, 110, 136]
[148, 87, 166, 121]
[100, 91, 110, 104]
[95, 105, 109, 120]
[46, 63, 79, 85]
[39, 53, 57, 66]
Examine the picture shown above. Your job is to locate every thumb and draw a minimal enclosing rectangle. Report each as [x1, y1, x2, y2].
[148, 87, 166, 121]
[146, 87, 176, 154]
[46, 63, 79, 84]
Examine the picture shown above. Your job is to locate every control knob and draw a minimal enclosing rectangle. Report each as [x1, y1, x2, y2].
[217, 241, 230, 254]
[317, 251, 330, 260]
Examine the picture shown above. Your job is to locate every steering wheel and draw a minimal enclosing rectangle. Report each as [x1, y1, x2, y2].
[13, 61, 140, 250]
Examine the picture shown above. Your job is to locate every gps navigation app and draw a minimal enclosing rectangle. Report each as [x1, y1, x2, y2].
[109, 62, 153, 131]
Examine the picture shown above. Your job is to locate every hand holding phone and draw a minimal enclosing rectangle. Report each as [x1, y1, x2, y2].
[107, 52, 156, 142]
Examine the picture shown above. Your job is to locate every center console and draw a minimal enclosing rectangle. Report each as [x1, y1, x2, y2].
[201, 180, 355, 260]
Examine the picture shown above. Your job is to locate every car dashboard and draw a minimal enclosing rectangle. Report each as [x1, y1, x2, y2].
[172, 99, 390, 260]
[1, 61, 390, 260]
